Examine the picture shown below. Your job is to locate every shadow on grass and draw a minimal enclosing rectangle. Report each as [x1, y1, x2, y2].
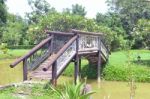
[132, 60, 150, 67]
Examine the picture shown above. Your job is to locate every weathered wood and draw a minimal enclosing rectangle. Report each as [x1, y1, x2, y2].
[56, 54, 76, 78]
[51, 62, 57, 86]
[10, 36, 53, 68]
[74, 35, 79, 84]
[72, 29, 104, 36]
[23, 59, 27, 81]
[47, 31, 75, 36]
[97, 52, 101, 82]
[43, 35, 78, 71]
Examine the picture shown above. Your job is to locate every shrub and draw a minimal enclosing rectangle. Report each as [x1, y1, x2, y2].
[103, 64, 150, 82]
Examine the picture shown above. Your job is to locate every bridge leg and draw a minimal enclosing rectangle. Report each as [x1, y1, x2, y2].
[74, 55, 79, 85]
[79, 58, 81, 78]
[23, 59, 27, 81]
[97, 51, 101, 83]
[51, 62, 57, 86]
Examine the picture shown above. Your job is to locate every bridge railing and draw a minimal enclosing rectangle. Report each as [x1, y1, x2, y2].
[10, 36, 53, 80]
[72, 29, 110, 60]
[43, 35, 78, 81]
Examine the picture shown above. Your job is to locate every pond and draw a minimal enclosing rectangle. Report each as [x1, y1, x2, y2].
[58, 76, 150, 99]
[0, 59, 150, 99]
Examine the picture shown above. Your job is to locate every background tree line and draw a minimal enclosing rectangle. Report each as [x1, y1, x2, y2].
[0, 0, 150, 51]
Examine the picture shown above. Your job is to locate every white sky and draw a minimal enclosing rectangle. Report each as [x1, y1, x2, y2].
[6, 0, 108, 18]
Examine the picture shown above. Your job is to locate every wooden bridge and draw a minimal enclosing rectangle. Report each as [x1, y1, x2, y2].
[10, 29, 110, 85]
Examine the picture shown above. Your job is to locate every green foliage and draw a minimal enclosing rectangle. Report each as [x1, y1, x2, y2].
[2, 14, 28, 46]
[103, 50, 150, 82]
[0, 0, 7, 43]
[132, 19, 150, 49]
[7, 45, 34, 49]
[72, 4, 87, 17]
[50, 82, 95, 99]
[107, 0, 150, 34]
[27, 0, 56, 24]
[0, 43, 8, 54]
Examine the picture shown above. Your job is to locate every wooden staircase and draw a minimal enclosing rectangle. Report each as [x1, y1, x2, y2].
[10, 29, 110, 85]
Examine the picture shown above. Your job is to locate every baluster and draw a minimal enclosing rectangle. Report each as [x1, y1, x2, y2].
[23, 59, 28, 81]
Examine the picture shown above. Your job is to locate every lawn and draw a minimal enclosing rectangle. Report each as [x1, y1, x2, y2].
[103, 50, 150, 82]
[0, 49, 29, 59]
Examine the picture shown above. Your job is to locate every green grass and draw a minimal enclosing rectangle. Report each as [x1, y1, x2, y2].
[63, 50, 150, 82]
[103, 50, 150, 82]
[0, 49, 29, 59]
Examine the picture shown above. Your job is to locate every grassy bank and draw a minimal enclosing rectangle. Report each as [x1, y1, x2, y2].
[103, 50, 150, 82]
[0, 49, 29, 59]
[63, 50, 150, 82]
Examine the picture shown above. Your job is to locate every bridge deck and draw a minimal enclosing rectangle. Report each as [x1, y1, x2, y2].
[29, 54, 55, 80]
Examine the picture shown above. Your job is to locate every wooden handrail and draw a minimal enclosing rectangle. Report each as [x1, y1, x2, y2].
[43, 35, 78, 71]
[10, 36, 53, 68]
[72, 29, 104, 36]
[46, 31, 75, 36]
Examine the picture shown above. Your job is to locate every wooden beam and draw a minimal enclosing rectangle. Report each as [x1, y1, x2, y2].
[51, 62, 57, 86]
[74, 35, 79, 84]
[23, 59, 27, 81]
[97, 37, 101, 83]
[46, 31, 75, 36]
[10, 36, 53, 68]
[79, 58, 81, 78]
[72, 29, 104, 36]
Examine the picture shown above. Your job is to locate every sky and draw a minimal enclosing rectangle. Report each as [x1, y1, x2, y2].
[6, 0, 109, 18]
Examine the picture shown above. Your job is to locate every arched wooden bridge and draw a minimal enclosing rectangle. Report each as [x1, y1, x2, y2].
[10, 29, 110, 85]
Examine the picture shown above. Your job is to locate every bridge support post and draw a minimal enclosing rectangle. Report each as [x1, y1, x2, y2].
[52, 62, 57, 86]
[74, 55, 79, 84]
[23, 59, 27, 81]
[97, 37, 102, 83]
[79, 58, 81, 78]
[74, 35, 79, 84]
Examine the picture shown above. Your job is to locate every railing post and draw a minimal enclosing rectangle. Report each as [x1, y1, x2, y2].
[51, 61, 57, 86]
[97, 37, 101, 83]
[23, 59, 27, 81]
[74, 35, 79, 84]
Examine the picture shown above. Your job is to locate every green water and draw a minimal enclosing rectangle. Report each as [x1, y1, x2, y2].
[0, 59, 23, 85]
[58, 76, 150, 99]
[1, 59, 150, 99]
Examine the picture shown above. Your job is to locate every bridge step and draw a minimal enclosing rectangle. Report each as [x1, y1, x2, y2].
[29, 54, 55, 80]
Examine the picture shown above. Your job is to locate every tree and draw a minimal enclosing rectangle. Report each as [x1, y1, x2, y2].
[132, 19, 150, 49]
[2, 14, 28, 46]
[107, 0, 150, 34]
[0, 0, 7, 26]
[0, 0, 7, 43]
[26, 0, 56, 24]
[72, 4, 87, 17]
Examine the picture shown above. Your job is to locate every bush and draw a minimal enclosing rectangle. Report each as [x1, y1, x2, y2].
[103, 64, 150, 82]
[7, 45, 34, 49]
